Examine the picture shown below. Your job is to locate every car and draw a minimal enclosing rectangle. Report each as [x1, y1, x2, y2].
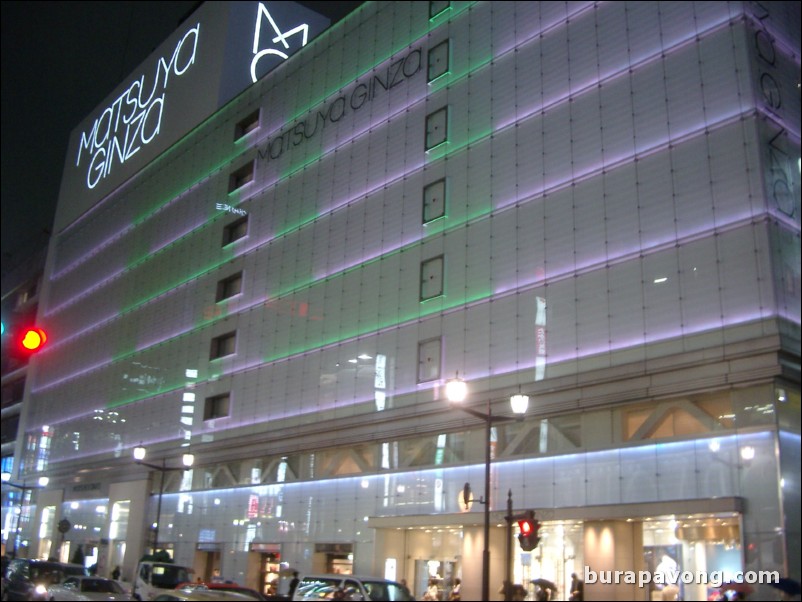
[46, 576, 134, 601]
[291, 575, 414, 601]
[152, 588, 264, 601]
[175, 582, 266, 600]
[2, 558, 88, 601]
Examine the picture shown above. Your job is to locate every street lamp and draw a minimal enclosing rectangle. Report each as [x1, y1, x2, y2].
[132, 446, 194, 552]
[445, 377, 528, 601]
[1, 472, 49, 555]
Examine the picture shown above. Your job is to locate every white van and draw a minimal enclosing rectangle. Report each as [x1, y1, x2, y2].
[132, 560, 192, 600]
[291, 574, 414, 601]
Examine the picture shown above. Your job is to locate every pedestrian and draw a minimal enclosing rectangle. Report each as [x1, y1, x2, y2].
[449, 578, 461, 601]
[111, 565, 121, 581]
[569, 572, 584, 601]
[423, 578, 439, 601]
[288, 571, 300, 599]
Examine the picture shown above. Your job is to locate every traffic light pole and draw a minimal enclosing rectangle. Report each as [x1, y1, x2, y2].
[505, 490, 513, 602]
[456, 400, 515, 601]
[450, 392, 526, 601]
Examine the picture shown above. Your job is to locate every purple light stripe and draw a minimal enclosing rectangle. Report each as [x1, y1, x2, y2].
[44, 6, 742, 312]
[48, 3, 739, 297]
[494, 108, 747, 215]
[744, 11, 802, 62]
[42, 92, 751, 346]
[46, 88, 432, 317]
[46, 212, 214, 317]
[36, 15, 782, 378]
[42, 430, 771, 486]
[50, 177, 210, 282]
[493, 212, 766, 296]
[32, 309, 774, 446]
[494, 3, 597, 57]
[32, 293, 273, 393]
[33, 104, 762, 393]
[757, 107, 802, 144]
[495, 13, 739, 134]
[43, 2, 589, 294]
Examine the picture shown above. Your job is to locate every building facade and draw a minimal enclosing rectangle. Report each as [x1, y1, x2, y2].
[4, 2, 800, 600]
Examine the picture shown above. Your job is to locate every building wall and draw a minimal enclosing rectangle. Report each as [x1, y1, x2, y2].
[13, 1, 800, 599]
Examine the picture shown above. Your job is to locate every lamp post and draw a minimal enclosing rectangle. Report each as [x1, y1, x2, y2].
[132, 446, 194, 552]
[1, 472, 49, 556]
[446, 377, 529, 602]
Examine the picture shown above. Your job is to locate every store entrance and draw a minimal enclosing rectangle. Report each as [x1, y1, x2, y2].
[260, 551, 282, 596]
[314, 543, 354, 574]
[415, 559, 459, 602]
[193, 548, 220, 582]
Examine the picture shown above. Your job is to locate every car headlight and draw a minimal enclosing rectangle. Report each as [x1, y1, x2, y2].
[34, 583, 48, 595]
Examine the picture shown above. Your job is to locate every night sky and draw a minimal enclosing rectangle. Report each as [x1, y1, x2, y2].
[1, 1, 362, 280]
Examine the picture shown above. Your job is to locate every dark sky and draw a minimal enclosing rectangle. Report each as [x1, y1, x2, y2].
[1, 1, 362, 280]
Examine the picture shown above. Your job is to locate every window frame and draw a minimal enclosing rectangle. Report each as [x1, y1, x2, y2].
[234, 109, 260, 140]
[222, 215, 249, 246]
[228, 160, 255, 193]
[204, 393, 231, 421]
[210, 331, 237, 360]
[417, 337, 442, 383]
[216, 272, 243, 302]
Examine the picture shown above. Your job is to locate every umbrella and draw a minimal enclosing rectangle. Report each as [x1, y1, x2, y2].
[719, 582, 755, 595]
[770, 578, 801, 596]
[532, 578, 557, 591]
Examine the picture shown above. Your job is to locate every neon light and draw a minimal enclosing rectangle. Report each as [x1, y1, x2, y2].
[50, 4, 761, 291]
[50, 5, 772, 303]
[39, 107, 762, 368]
[76, 25, 200, 189]
[47, 3, 477, 281]
[33, 5, 797, 422]
[250, 3, 308, 83]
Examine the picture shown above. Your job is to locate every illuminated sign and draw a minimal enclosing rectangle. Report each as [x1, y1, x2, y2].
[76, 26, 200, 189]
[258, 47, 423, 164]
[251, 3, 310, 83]
[61, 2, 330, 206]
[216, 203, 248, 216]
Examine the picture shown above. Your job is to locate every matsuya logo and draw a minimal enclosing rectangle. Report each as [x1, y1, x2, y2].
[75, 25, 200, 189]
[250, 3, 311, 83]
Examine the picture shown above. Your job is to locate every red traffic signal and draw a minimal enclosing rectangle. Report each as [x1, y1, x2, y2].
[517, 511, 540, 551]
[18, 327, 48, 353]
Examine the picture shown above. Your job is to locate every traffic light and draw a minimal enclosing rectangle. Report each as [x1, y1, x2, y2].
[13, 326, 48, 355]
[517, 511, 540, 551]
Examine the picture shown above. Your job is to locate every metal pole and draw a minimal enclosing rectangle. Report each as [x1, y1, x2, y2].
[154, 461, 166, 552]
[505, 490, 513, 602]
[10, 496, 22, 555]
[8, 485, 31, 557]
[482, 400, 491, 602]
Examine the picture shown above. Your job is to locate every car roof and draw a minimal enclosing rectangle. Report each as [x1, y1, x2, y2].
[176, 582, 261, 593]
[299, 575, 401, 582]
[158, 590, 261, 601]
[15, 559, 84, 567]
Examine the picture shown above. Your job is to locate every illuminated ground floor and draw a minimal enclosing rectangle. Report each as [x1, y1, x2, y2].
[4, 422, 798, 601]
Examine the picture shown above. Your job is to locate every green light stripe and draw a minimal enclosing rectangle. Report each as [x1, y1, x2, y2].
[77, 2, 484, 306]
[285, 3, 476, 124]
[105, 286, 491, 410]
[260, 287, 490, 363]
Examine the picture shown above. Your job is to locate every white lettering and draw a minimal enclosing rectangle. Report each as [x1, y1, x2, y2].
[75, 25, 199, 189]
[250, 3, 308, 83]
[215, 203, 248, 216]
[582, 567, 779, 590]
